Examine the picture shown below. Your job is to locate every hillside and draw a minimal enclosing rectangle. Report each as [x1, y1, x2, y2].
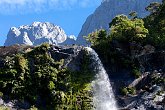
[77, 0, 161, 45]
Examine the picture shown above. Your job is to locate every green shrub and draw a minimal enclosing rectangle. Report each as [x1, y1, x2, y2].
[30, 106, 38, 110]
[144, 1, 165, 49]
[152, 76, 165, 85]
[109, 15, 148, 44]
[48, 81, 55, 90]
[128, 87, 136, 95]
[121, 87, 129, 95]
[15, 54, 28, 74]
[0, 44, 94, 109]
[84, 29, 107, 46]
[121, 87, 136, 95]
[132, 68, 141, 78]
[0, 92, 3, 97]
[0, 106, 10, 110]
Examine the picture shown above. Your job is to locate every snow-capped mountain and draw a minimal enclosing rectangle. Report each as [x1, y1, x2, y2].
[76, 0, 161, 45]
[4, 22, 67, 46]
[61, 35, 77, 45]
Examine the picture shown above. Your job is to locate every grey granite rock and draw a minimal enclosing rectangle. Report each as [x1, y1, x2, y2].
[77, 0, 161, 45]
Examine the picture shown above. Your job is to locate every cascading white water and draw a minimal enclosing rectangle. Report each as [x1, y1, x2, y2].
[85, 47, 117, 110]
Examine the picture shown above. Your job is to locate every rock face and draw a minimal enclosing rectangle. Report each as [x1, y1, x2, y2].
[60, 35, 76, 45]
[76, 0, 161, 45]
[4, 22, 67, 46]
[122, 70, 165, 110]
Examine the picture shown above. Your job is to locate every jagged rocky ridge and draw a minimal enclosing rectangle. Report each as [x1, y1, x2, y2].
[77, 0, 162, 45]
[4, 22, 76, 46]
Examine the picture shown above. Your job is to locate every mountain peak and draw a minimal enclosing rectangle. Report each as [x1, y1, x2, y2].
[4, 22, 67, 46]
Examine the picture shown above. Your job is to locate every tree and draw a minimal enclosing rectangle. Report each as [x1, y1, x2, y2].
[145, 2, 161, 14]
[144, 0, 165, 49]
[84, 29, 107, 46]
[109, 15, 148, 43]
[129, 11, 138, 19]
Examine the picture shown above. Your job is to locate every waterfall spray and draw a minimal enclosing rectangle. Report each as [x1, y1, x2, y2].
[85, 47, 117, 110]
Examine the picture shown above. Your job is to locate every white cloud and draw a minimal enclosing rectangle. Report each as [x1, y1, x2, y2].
[0, 0, 101, 14]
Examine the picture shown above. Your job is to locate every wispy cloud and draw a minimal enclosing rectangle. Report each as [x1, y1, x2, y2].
[0, 0, 101, 14]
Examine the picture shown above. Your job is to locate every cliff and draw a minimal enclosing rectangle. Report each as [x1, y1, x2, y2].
[77, 0, 161, 45]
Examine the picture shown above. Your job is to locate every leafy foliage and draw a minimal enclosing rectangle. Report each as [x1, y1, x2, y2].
[144, 1, 165, 49]
[84, 15, 147, 72]
[132, 68, 141, 78]
[84, 1, 165, 74]
[109, 15, 148, 44]
[121, 87, 136, 95]
[0, 43, 94, 109]
[129, 11, 137, 19]
[84, 29, 107, 46]
[145, 2, 161, 14]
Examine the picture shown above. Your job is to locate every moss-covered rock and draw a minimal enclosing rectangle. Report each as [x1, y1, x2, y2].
[0, 44, 94, 109]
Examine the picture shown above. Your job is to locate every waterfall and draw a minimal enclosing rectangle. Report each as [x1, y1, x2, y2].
[85, 47, 117, 110]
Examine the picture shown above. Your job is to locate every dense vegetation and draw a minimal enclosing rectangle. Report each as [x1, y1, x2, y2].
[0, 1, 165, 109]
[85, 15, 147, 74]
[0, 43, 94, 109]
[85, 0, 165, 71]
[144, 0, 165, 49]
[85, 0, 165, 95]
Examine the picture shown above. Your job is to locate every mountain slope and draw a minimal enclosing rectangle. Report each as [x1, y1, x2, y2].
[77, 0, 161, 45]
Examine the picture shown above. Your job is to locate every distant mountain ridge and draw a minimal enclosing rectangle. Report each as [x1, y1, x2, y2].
[4, 22, 70, 46]
[76, 0, 161, 45]
[61, 35, 76, 45]
[4, 0, 162, 46]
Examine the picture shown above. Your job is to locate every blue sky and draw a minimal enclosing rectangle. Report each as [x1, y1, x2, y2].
[0, 0, 101, 46]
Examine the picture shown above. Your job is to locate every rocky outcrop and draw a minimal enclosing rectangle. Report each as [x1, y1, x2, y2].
[4, 22, 67, 46]
[49, 45, 83, 71]
[77, 0, 161, 45]
[49, 47, 165, 110]
[109, 51, 165, 110]
[120, 70, 165, 110]
[137, 51, 165, 71]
